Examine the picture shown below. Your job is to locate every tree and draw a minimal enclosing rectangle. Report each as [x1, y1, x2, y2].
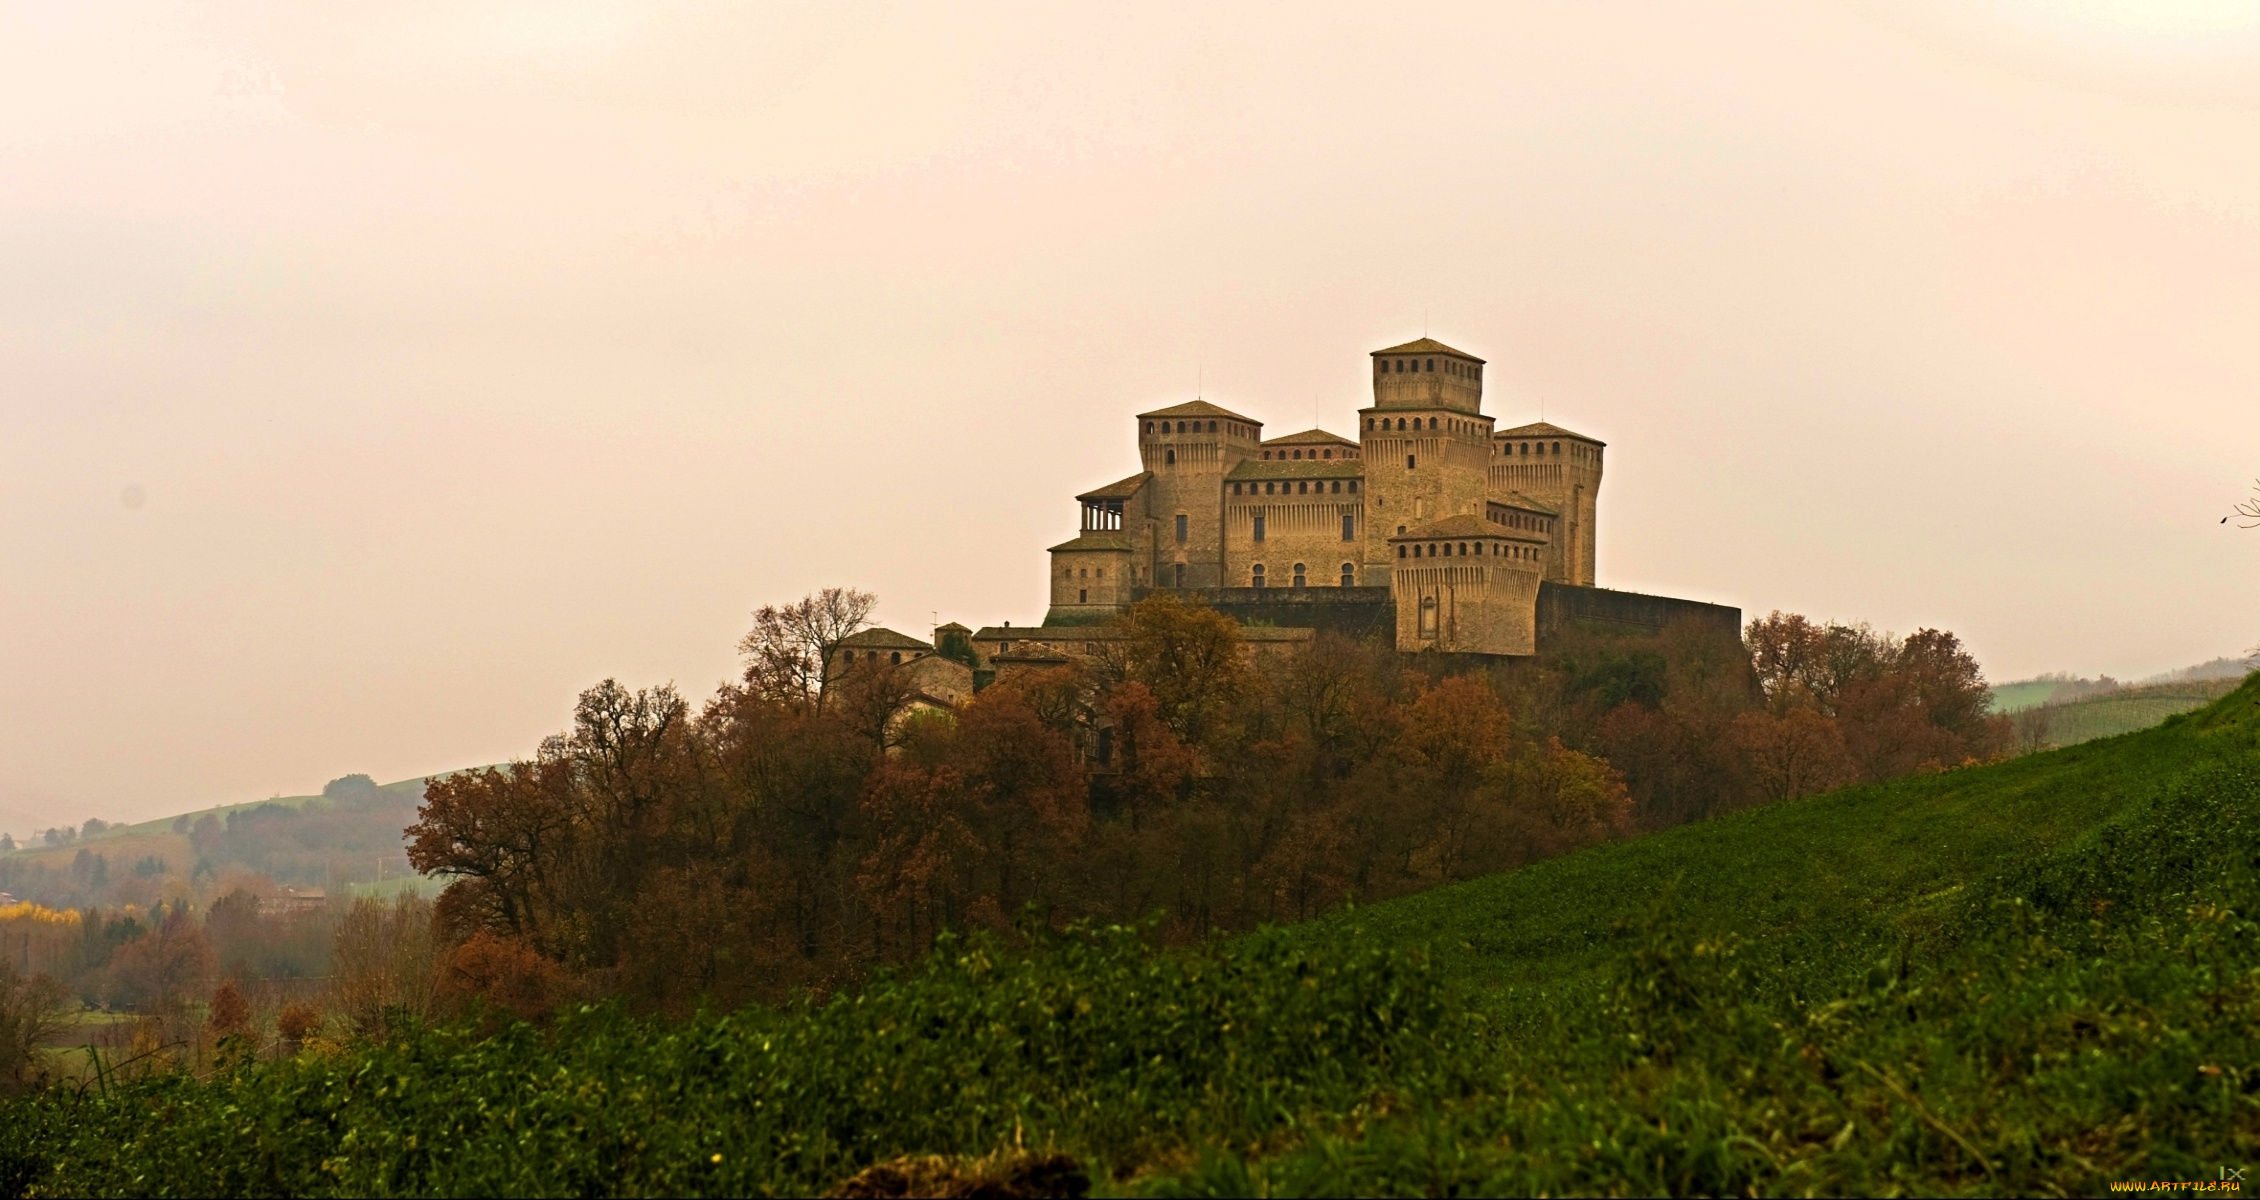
[333, 894, 439, 1037]
[205, 979, 250, 1039]
[107, 905, 215, 1013]
[1731, 708, 1851, 801]
[738, 587, 877, 714]
[1119, 593, 1249, 750]
[0, 961, 72, 1095]
[2015, 704, 2053, 756]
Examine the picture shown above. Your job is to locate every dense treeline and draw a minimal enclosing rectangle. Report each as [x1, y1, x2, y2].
[405, 590, 2008, 1011]
[2, 677, 2248, 1197]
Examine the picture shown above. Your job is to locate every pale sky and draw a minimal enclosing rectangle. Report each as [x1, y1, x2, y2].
[5, 1, 2258, 832]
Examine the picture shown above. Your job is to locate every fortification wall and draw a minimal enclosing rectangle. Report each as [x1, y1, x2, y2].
[1112, 586, 1395, 639]
[1534, 582, 1740, 640]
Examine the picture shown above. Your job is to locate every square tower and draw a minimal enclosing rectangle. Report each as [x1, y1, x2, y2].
[1136, 400, 1262, 590]
[1358, 338, 1494, 585]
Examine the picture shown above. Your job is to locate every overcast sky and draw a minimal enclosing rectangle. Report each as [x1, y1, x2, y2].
[4, 1, 2258, 832]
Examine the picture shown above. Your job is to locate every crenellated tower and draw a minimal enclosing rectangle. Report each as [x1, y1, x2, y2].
[1134, 400, 1261, 589]
[1490, 422, 1604, 586]
[1356, 338, 1495, 585]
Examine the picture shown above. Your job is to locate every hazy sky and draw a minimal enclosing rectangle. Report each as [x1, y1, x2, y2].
[5, 1, 2258, 832]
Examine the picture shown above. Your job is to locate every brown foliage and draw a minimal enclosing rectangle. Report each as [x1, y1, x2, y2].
[205, 979, 251, 1039]
[276, 1001, 323, 1046]
[441, 931, 563, 1022]
[0, 962, 73, 1095]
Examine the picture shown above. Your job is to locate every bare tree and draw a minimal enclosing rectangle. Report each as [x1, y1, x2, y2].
[2014, 704, 2053, 756]
[333, 893, 439, 1037]
[0, 961, 73, 1094]
[2227, 479, 2260, 529]
[738, 588, 877, 714]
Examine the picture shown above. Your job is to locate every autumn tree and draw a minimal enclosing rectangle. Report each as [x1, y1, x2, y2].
[738, 587, 877, 714]
[1119, 593, 1250, 752]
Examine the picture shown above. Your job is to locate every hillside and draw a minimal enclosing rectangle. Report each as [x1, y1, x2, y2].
[6, 681, 2257, 1195]
[0, 775, 437, 909]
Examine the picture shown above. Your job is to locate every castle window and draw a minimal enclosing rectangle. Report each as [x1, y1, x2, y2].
[1442, 543, 1451, 557]
[1396, 525, 1405, 534]
[1341, 514, 1355, 540]
[1096, 568, 1104, 578]
[1553, 442, 1562, 454]
[1330, 480, 1341, 494]
[1064, 568, 1073, 577]
[1080, 568, 1087, 578]
[1349, 481, 1358, 493]
[1406, 454, 1416, 469]
[1208, 421, 1217, 432]
[1397, 545, 1407, 558]
[1079, 589, 1088, 603]
[1253, 515, 1266, 541]
[1394, 360, 1404, 373]
[1425, 358, 1434, 371]
[1292, 449, 1301, 460]
[1429, 417, 1438, 429]
[1459, 542, 1468, 555]
[1412, 544, 1421, 557]
[1264, 481, 1274, 495]
[1166, 449, 1176, 464]
[1252, 564, 1266, 587]
[1419, 596, 1438, 636]
[1292, 563, 1306, 587]
[1366, 418, 1374, 429]
[1174, 563, 1185, 587]
[1176, 514, 1188, 542]
[1297, 481, 1308, 494]
[890, 651, 902, 665]
[1322, 448, 1332, 459]
[1340, 562, 1355, 586]
[1144, 422, 1153, 434]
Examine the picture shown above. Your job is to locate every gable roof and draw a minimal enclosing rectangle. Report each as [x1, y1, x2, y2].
[1076, 472, 1151, 502]
[1261, 428, 1357, 447]
[1496, 421, 1604, 445]
[1137, 399, 1261, 423]
[1372, 337, 1484, 363]
[838, 627, 932, 651]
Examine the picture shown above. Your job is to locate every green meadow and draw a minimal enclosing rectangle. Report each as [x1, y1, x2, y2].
[6, 680, 2258, 1197]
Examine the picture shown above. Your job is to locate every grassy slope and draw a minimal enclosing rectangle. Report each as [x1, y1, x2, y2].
[6, 688, 2256, 1196]
[2033, 678, 2242, 748]
[1298, 710, 2196, 1019]
[0, 776, 431, 876]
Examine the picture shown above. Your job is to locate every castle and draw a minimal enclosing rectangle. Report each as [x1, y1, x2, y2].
[836, 336, 1736, 682]
[1038, 337, 1726, 657]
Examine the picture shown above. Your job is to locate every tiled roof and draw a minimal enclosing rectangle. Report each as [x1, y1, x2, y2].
[1261, 428, 1357, 447]
[1489, 492, 1558, 516]
[839, 627, 933, 651]
[1496, 421, 1603, 445]
[1373, 337, 1484, 362]
[1225, 460, 1365, 482]
[1076, 472, 1151, 501]
[1137, 399, 1261, 423]
[1390, 514, 1495, 539]
[1047, 533, 1136, 553]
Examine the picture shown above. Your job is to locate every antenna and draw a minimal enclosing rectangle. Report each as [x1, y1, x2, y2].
[1197, 363, 1203, 399]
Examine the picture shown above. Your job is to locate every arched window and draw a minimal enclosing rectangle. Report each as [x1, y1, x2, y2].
[1553, 442, 1562, 454]
[1348, 481, 1358, 493]
[1424, 358, 1434, 371]
[1297, 481, 1307, 494]
[1396, 525, 1405, 534]
[1292, 563, 1306, 587]
[1412, 544, 1421, 557]
[1459, 542, 1468, 555]
[1144, 422, 1153, 433]
[1330, 480, 1342, 494]
[1340, 562, 1356, 587]
[1166, 449, 1176, 464]
[1429, 416, 1438, 429]
[1208, 421, 1217, 432]
[1264, 481, 1274, 494]
[1252, 563, 1266, 588]
[1322, 448, 1332, 459]
[890, 651, 902, 665]
[1366, 418, 1374, 429]
[1396, 545, 1407, 558]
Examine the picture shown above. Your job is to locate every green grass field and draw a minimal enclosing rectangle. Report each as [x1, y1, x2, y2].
[6, 683, 2258, 1197]
[2024, 678, 2244, 749]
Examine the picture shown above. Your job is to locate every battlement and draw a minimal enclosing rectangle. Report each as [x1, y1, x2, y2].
[1371, 337, 1485, 414]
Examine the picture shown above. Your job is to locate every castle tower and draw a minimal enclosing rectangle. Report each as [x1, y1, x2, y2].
[1136, 400, 1261, 590]
[1357, 338, 1494, 585]
[1491, 422, 1604, 586]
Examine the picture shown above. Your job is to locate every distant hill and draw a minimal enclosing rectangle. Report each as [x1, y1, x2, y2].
[0, 772, 456, 910]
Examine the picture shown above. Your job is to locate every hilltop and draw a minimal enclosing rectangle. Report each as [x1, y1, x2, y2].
[8, 674, 2256, 1195]
[0, 774, 441, 909]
